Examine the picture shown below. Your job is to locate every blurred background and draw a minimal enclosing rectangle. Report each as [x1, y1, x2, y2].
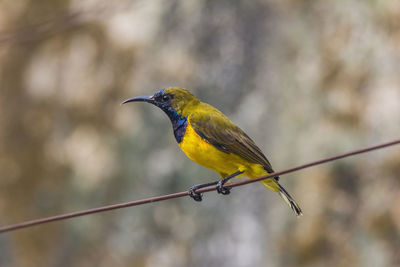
[0, 0, 399, 266]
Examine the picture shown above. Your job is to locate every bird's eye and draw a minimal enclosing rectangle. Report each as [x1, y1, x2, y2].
[162, 94, 171, 101]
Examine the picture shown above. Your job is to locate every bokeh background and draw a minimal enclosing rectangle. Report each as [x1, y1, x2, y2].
[0, 0, 400, 266]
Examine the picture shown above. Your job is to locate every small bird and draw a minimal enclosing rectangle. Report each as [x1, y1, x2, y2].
[123, 87, 302, 216]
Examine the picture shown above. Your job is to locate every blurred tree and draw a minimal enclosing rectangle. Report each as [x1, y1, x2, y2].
[0, 0, 399, 266]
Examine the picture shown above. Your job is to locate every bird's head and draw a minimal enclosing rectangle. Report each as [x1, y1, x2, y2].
[122, 87, 199, 117]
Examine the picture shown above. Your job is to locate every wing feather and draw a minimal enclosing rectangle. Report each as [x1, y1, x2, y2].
[189, 105, 275, 174]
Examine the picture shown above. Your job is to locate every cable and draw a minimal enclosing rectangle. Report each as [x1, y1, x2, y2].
[0, 138, 399, 233]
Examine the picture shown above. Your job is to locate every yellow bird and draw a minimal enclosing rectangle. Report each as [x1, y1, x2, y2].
[123, 87, 302, 216]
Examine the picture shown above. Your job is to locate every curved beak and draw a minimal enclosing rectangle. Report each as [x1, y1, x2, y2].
[121, 95, 155, 105]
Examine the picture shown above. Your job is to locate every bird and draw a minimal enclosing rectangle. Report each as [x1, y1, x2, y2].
[122, 87, 302, 216]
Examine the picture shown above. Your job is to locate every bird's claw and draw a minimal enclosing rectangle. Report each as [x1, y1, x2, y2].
[188, 186, 203, 201]
[216, 180, 231, 195]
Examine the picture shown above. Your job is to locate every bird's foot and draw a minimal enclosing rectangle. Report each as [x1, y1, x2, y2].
[215, 170, 244, 195]
[188, 185, 203, 201]
[187, 171, 244, 200]
[216, 180, 231, 195]
[188, 180, 220, 201]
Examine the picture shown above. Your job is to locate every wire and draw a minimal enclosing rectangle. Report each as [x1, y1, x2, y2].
[0, 138, 399, 233]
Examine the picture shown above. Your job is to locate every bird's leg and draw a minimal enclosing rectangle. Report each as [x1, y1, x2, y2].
[188, 181, 219, 201]
[188, 170, 244, 201]
[216, 170, 244, 195]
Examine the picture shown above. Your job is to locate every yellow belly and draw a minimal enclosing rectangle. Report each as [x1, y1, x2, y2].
[179, 123, 276, 190]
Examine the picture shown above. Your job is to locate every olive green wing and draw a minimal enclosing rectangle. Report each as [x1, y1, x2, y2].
[189, 105, 275, 174]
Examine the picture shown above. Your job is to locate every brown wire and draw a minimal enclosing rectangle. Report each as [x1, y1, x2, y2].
[0, 138, 399, 233]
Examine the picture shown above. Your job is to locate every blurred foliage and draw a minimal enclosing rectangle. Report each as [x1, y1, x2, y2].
[0, 0, 399, 266]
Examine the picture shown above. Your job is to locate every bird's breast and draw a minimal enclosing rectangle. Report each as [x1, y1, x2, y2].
[179, 122, 266, 178]
[179, 123, 225, 170]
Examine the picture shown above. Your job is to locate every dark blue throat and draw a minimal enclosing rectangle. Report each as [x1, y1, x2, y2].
[160, 106, 187, 143]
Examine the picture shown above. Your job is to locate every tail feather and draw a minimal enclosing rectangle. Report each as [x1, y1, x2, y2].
[277, 183, 303, 216]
